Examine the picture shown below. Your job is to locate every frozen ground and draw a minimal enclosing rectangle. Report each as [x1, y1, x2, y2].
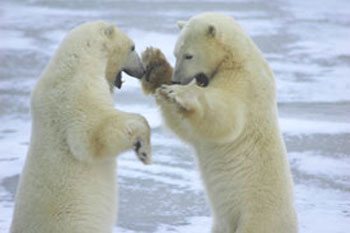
[0, 0, 349, 232]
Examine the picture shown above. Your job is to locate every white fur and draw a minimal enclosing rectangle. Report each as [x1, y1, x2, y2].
[156, 13, 298, 233]
[10, 21, 151, 233]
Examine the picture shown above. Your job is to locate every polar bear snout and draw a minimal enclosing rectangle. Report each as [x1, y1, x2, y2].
[172, 70, 209, 87]
[172, 67, 196, 85]
[123, 50, 145, 79]
[123, 65, 145, 79]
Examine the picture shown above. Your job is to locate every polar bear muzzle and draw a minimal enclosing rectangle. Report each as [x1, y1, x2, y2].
[114, 56, 145, 89]
[123, 65, 145, 80]
[122, 50, 145, 80]
[114, 68, 145, 89]
[171, 73, 209, 87]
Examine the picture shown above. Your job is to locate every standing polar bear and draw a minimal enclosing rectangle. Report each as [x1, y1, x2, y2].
[11, 21, 151, 233]
[142, 13, 298, 233]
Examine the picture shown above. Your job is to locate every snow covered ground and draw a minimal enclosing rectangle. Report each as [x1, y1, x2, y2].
[1, 0, 349, 232]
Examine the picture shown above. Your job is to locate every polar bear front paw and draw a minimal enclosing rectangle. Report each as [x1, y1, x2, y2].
[126, 115, 152, 164]
[141, 47, 173, 95]
[134, 139, 151, 164]
[156, 85, 195, 112]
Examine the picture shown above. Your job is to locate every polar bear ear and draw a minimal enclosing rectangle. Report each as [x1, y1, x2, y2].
[177, 20, 187, 30]
[207, 24, 216, 38]
[104, 25, 115, 38]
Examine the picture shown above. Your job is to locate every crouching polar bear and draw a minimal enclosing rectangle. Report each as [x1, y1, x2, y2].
[10, 21, 151, 233]
[142, 13, 298, 233]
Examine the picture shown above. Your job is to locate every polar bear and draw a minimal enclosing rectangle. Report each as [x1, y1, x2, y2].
[10, 21, 151, 233]
[141, 13, 298, 233]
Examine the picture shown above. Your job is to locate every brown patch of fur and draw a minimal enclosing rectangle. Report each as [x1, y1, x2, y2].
[91, 114, 116, 158]
[91, 117, 108, 158]
[141, 47, 173, 95]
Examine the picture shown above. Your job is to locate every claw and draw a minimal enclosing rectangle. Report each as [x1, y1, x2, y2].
[138, 150, 151, 165]
[139, 152, 147, 163]
[134, 140, 141, 153]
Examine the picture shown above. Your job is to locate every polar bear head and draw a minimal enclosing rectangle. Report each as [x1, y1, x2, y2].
[173, 13, 257, 86]
[99, 22, 145, 88]
[62, 21, 144, 89]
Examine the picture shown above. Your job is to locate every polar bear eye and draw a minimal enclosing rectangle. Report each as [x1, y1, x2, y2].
[184, 54, 193, 60]
[131, 45, 135, 51]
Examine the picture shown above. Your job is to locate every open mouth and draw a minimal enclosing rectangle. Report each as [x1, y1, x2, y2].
[114, 71, 123, 89]
[171, 73, 209, 87]
[194, 73, 209, 87]
[114, 68, 145, 89]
